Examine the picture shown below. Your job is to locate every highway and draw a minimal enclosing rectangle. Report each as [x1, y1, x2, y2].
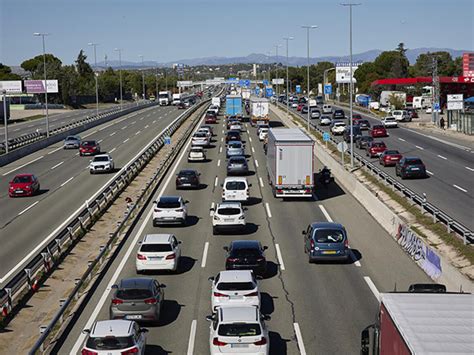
[0, 103, 189, 285]
[287, 103, 474, 231]
[57, 108, 431, 354]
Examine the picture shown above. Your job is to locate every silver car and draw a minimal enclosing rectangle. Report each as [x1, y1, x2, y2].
[226, 140, 245, 158]
[227, 156, 249, 175]
[110, 278, 164, 324]
[63, 135, 81, 149]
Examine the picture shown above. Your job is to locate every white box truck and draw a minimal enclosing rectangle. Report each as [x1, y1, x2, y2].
[211, 97, 221, 108]
[241, 88, 251, 100]
[158, 91, 172, 106]
[266, 128, 314, 198]
[250, 97, 269, 125]
[172, 93, 182, 105]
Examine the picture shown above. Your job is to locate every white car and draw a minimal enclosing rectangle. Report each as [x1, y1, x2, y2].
[256, 124, 269, 135]
[207, 306, 270, 355]
[222, 177, 250, 202]
[330, 121, 346, 135]
[320, 116, 332, 126]
[209, 105, 220, 115]
[81, 320, 147, 355]
[322, 104, 332, 114]
[392, 110, 409, 122]
[229, 122, 242, 131]
[211, 202, 246, 234]
[152, 196, 188, 226]
[209, 270, 260, 310]
[382, 116, 398, 128]
[136, 234, 181, 273]
[258, 128, 269, 141]
[188, 146, 206, 162]
[192, 132, 210, 147]
[291, 102, 298, 108]
[89, 154, 114, 174]
[425, 107, 433, 114]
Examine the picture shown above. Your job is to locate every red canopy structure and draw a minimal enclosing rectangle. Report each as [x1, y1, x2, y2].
[371, 76, 474, 86]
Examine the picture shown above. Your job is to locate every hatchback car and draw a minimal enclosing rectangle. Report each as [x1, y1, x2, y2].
[370, 125, 388, 138]
[205, 112, 218, 124]
[9, 174, 40, 197]
[357, 119, 371, 130]
[259, 128, 269, 141]
[229, 122, 242, 131]
[79, 140, 101, 156]
[152, 196, 188, 226]
[211, 202, 246, 235]
[310, 108, 321, 119]
[226, 130, 241, 143]
[136, 234, 181, 273]
[227, 156, 249, 176]
[201, 125, 214, 136]
[176, 169, 200, 189]
[226, 140, 245, 158]
[63, 135, 81, 149]
[320, 116, 332, 126]
[297, 103, 305, 111]
[351, 113, 363, 123]
[206, 306, 270, 355]
[330, 121, 346, 135]
[188, 146, 206, 162]
[224, 240, 268, 276]
[396, 157, 427, 179]
[192, 132, 210, 147]
[382, 116, 398, 128]
[333, 109, 345, 120]
[301, 105, 309, 114]
[89, 154, 114, 174]
[82, 320, 147, 355]
[366, 141, 387, 158]
[356, 135, 374, 149]
[209, 270, 260, 310]
[379, 150, 403, 166]
[343, 126, 362, 143]
[303, 222, 349, 262]
[227, 119, 239, 129]
[177, 102, 186, 109]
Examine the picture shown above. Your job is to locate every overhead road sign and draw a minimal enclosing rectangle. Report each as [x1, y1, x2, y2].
[265, 88, 273, 97]
[324, 84, 332, 95]
[177, 81, 193, 88]
[272, 78, 284, 85]
[335, 62, 361, 84]
[296, 85, 301, 94]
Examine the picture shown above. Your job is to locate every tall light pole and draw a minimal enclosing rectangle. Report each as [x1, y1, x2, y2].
[323, 67, 335, 101]
[274, 44, 282, 98]
[302, 25, 318, 131]
[139, 55, 145, 101]
[341, 2, 361, 168]
[283, 37, 294, 118]
[114, 48, 123, 110]
[33, 32, 50, 137]
[88, 42, 99, 116]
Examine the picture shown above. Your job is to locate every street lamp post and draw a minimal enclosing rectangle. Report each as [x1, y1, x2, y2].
[33, 32, 50, 137]
[323, 67, 335, 101]
[88, 42, 99, 116]
[283, 37, 294, 118]
[274, 44, 282, 98]
[341, 2, 361, 169]
[114, 48, 123, 110]
[2, 90, 8, 153]
[302, 25, 318, 131]
[139, 55, 145, 101]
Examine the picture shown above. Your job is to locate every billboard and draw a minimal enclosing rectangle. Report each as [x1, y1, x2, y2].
[177, 81, 193, 87]
[0, 81, 22, 94]
[272, 78, 284, 85]
[25, 80, 59, 93]
[462, 53, 474, 78]
[335, 62, 361, 84]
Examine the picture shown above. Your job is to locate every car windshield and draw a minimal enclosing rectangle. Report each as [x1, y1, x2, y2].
[217, 207, 241, 215]
[82, 141, 95, 146]
[314, 229, 345, 243]
[13, 176, 32, 183]
[179, 171, 196, 176]
[373, 143, 386, 147]
[115, 288, 152, 300]
[225, 181, 246, 190]
[385, 150, 400, 155]
[231, 248, 261, 257]
[406, 158, 423, 165]
[194, 133, 206, 138]
[86, 336, 135, 350]
[190, 148, 202, 153]
[157, 199, 181, 208]
[230, 158, 246, 165]
[66, 136, 78, 141]
[217, 282, 255, 291]
[218, 324, 261, 337]
[93, 156, 110, 162]
[229, 142, 241, 148]
[140, 244, 172, 252]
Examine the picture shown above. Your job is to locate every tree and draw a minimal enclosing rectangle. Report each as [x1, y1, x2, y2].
[0, 63, 21, 80]
[388, 93, 405, 109]
[75, 50, 94, 95]
[412, 51, 456, 77]
[354, 62, 378, 93]
[75, 50, 94, 78]
[20, 54, 62, 76]
[396, 42, 407, 57]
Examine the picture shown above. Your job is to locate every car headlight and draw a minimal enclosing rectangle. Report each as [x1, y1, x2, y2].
[213, 215, 220, 221]
[238, 215, 245, 220]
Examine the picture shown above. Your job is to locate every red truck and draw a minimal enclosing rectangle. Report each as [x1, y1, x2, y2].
[361, 284, 473, 355]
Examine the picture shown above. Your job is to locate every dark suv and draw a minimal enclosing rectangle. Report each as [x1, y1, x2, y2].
[343, 126, 362, 143]
[333, 109, 345, 120]
[224, 240, 268, 276]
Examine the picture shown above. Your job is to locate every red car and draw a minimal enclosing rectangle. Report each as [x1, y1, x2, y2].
[9, 174, 40, 197]
[205, 114, 217, 124]
[79, 140, 101, 156]
[379, 150, 403, 166]
[177, 102, 186, 109]
[366, 141, 387, 158]
[370, 125, 388, 138]
[352, 114, 363, 124]
[297, 103, 305, 111]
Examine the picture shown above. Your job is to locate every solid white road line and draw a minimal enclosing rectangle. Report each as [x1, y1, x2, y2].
[364, 276, 381, 301]
[123, 138, 129, 143]
[47, 146, 63, 155]
[259, 177, 264, 187]
[275, 244, 285, 271]
[426, 170, 434, 176]
[50, 161, 64, 170]
[221, 137, 223, 142]
[222, 129, 224, 134]
[131, 121, 136, 124]
[109, 148, 116, 153]
[254, 160, 259, 168]
[293, 323, 307, 355]
[264, 202, 272, 218]
[466, 166, 474, 172]
[187, 320, 197, 355]
[318, 205, 333, 222]
[109, 131, 116, 136]
[437, 154, 447, 160]
[453, 184, 468, 193]
[60, 176, 74, 187]
[2, 155, 44, 176]
[214, 176, 219, 187]
[415, 145, 424, 150]
[398, 138, 406, 142]
[18, 201, 39, 216]
[201, 242, 209, 268]
[251, 146, 255, 153]
[217, 159, 221, 167]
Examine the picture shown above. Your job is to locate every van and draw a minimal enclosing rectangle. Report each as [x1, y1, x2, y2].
[222, 177, 250, 202]
[322, 104, 332, 114]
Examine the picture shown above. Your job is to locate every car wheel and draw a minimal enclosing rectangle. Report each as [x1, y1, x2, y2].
[152, 220, 158, 227]
[308, 254, 313, 264]
[401, 171, 406, 180]
[212, 226, 218, 235]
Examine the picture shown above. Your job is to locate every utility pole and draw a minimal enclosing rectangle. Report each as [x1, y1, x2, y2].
[2, 90, 8, 153]
[283, 37, 294, 118]
[274, 44, 282, 98]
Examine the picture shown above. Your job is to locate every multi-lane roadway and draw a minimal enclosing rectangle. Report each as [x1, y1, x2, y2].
[56, 107, 431, 354]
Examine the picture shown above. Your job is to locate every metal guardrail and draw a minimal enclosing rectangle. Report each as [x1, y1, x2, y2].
[0, 96, 213, 335]
[275, 102, 473, 244]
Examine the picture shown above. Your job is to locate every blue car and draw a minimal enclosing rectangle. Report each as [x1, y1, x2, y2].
[303, 222, 349, 262]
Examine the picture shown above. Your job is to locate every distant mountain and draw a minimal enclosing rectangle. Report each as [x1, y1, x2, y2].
[91, 47, 470, 69]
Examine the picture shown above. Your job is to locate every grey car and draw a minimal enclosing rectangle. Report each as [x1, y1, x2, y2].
[227, 156, 249, 175]
[110, 278, 164, 324]
[356, 135, 374, 149]
[302, 222, 349, 262]
[63, 135, 81, 149]
[226, 140, 245, 158]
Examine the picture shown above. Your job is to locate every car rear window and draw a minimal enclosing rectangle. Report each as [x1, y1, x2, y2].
[179, 170, 196, 176]
[116, 288, 153, 300]
[373, 143, 385, 147]
[229, 142, 242, 148]
[217, 207, 241, 215]
[314, 229, 345, 243]
[82, 141, 95, 146]
[157, 199, 181, 208]
[373, 125, 384, 129]
[385, 150, 400, 155]
[86, 336, 135, 350]
[217, 282, 255, 291]
[218, 324, 261, 337]
[231, 248, 261, 257]
[140, 243, 172, 252]
[406, 158, 423, 165]
[194, 133, 206, 138]
[230, 158, 246, 164]
[225, 181, 246, 190]
[13, 176, 32, 183]
[66, 136, 78, 141]
[191, 148, 202, 152]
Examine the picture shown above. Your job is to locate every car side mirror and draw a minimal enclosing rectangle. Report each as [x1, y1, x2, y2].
[248, 184, 252, 187]
[159, 284, 166, 288]
[262, 314, 271, 321]
[82, 329, 91, 334]
[263, 246, 268, 250]
[208, 276, 215, 282]
[256, 275, 264, 280]
[153, 201, 157, 204]
[223, 246, 229, 251]
[185, 200, 189, 204]
[301, 230, 306, 235]
[243, 207, 248, 211]
[139, 328, 149, 333]
[137, 241, 142, 245]
[178, 240, 182, 244]
[206, 315, 215, 322]
[111, 284, 118, 289]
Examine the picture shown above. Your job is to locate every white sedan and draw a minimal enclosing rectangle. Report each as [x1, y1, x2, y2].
[209, 270, 260, 310]
[381, 116, 398, 128]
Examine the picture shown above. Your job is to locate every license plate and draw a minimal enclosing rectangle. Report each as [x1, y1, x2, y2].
[391, 157, 398, 160]
[149, 256, 163, 260]
[125, 315, 142, 320]
[16, 190, 24, 193]
[182, 183, 190, 186]
[224, 219, 234, 222]
[411, 168, 420, 171]
[231, 344, 249, 348]
[322, 250, 337, 255]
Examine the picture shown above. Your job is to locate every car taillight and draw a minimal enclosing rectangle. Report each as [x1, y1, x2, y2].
[213, 292, 229, 298]
[154, 209, 162, 212]
[245, 291, 258, 297]
[213, 337, 227, 346]
[144, 297, 157, 304]
[165, 253, 176, 260]
[137, 253, 147, 260]
[256, 257, 265, 262]
[81, 349, 98, 355]
[310, 239, 315, 249]
[121, 347, 139, 355]
[344, 239, 349, 248]
[176, 209, 184, 212]
[112, 298, 123, 305]
[226, 257, 238, 263]
[254, 337, 267, 346]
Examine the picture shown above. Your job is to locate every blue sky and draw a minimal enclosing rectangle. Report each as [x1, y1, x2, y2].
[1, 0, 472, 65]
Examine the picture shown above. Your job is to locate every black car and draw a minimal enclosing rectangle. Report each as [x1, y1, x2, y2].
[343, 126, 362, 143]
[226, 130, 241, 143]
[175, 169, 200, 189]
[356, 135, 374, 149]
[357, 119, 371, 130]
[227, 156, 249, 175]
[395, 157, 427, 179]
[224, 240, 268, 276]
[333, 109, 345, 120]
[301, 105, 309, 114]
